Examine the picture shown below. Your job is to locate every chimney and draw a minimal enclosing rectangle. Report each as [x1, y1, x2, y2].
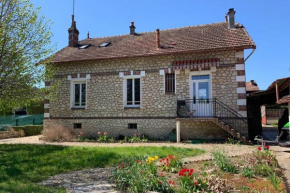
[156, 29, 160, 48]
[225, 15, 228, 22]
[250, 80, 255, 85]
[68, 15, 79, 47]
[130, 22, 136, 35]
[227, 8, 236, 29]
[87, 31, 90, 39]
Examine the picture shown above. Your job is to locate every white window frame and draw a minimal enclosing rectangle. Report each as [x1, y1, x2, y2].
[160, 68, 177, 94]
[71, 81, 87, 108]
[123, 75, 142, 108]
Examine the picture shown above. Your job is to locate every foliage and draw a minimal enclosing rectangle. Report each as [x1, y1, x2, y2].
[241, 166, 254, 178]
[0, 144, 203, 192]
[226, 137, 241, 145]
[13, 125, 43, 136]
[159, 155, 183, 173]
[269, 173, 281, 191]
[26, 99, 44, 114]
[0, 0, 55, 111]
[41, 124, 74, 142]
[212, 150, 238, 173]
[112, 157, 175, 193]
[120, 133, 148, 143]
[179, 170, 208, 193]
[97, 131, 108, 142]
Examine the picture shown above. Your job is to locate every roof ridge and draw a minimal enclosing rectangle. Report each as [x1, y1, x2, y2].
[80, 21, 226, 42]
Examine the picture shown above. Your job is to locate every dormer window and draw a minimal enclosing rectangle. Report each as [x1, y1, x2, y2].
[100, 42, 111, 47]
[79, 44, 91, 49]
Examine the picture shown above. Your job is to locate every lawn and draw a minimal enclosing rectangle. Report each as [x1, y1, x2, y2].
[0, 144, 204, 193]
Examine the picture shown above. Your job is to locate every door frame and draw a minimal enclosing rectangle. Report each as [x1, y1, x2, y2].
[189, 70, 214, 100]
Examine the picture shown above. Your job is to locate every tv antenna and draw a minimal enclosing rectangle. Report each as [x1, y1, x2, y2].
[73, 0, 75, 16]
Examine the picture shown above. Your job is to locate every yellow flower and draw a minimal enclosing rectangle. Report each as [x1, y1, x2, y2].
[154, 156, 159, 160]
[148, 157, 155, 161]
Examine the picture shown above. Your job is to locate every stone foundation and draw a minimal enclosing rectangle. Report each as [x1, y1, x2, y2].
[45, 118, 227, 140]
[180, 120, 228, 140]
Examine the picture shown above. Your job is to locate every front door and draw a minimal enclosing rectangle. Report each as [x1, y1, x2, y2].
[190, 75, 212, 117]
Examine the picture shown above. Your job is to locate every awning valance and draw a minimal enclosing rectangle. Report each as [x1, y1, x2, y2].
[173, 58, 220, 70]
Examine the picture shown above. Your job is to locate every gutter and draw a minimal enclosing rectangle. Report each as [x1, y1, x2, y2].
[244, 46, 256, 62]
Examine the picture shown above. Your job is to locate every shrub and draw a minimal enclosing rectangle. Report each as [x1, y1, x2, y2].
[212, 150, 238, 173]
[13, 125, 43, 136]
[41, 124, 74, 142]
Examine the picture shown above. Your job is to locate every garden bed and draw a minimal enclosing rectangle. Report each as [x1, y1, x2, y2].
[112, 148, 287, 192]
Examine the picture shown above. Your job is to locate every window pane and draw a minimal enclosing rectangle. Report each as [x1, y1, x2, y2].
[198, 82, 209, 99]
[193, 82, 196, 99]
[165, 73, 175, 93]
[134, 79, 140, 104]
[81, 83, 86, 106]
[192, 75, 210, 80]
[127, 79, 132, 105]
[74, 84, 80, 106]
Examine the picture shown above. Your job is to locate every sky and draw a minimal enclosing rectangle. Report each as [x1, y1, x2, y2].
[30, 0, 290, 90]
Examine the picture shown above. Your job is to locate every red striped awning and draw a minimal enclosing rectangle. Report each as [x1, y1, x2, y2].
[172, 58, 220, 70]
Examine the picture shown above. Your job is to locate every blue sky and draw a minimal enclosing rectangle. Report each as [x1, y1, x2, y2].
[31, 0, 290, 90]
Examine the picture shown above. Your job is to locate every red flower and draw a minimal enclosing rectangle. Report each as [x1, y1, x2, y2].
[168, 180, 175, 185]
[179, 168, 194, 176]
[136, 160, 140, 163]
[194, 181, 198, 186]
[264, 145, 270, 150]
[159, 160, 163, 163]
[160, 172, 165, 177]
[257, 146, 262, 151]
[168, 155, 174, 159]
[158, 180, 162, 184]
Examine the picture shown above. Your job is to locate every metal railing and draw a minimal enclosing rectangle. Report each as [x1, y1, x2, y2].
[177, 98, 248, 137]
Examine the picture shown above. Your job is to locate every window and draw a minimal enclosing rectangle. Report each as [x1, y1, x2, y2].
[79, 44, 91, 49]
[99, 42, 111, 47]
[128, 123, 137, 129]
[125, 78, 140, 107]
[74, 123, 82, 129]
[73, 82, 86, 107]
[165, 73, 175, 93]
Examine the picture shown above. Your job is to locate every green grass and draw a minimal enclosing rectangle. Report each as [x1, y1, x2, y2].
[0, 144, 204, 193]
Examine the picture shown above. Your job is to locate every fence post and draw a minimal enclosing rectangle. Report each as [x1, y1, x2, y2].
[15, 118, 18, 126]
[33, 118, 35, 125]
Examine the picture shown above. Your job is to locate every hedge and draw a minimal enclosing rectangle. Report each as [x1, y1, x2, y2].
[12, 125, 43, 136]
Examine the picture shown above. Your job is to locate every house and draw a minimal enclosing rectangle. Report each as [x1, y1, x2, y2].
[43, 8, 256, 143]
[246, 80, 259, 94]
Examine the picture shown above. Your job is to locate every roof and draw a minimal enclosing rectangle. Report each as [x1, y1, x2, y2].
[49, 22, 255, 63]
[277, 95, 290, 104]
[267, 77, 290, 91]
[246, 81, 259, 92]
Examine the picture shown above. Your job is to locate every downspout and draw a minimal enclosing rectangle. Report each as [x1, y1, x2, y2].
[275, 83, 280, 103]
[244, 47, 256, 62]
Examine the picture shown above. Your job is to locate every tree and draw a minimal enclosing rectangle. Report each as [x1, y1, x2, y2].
[0, 0, 54, 111]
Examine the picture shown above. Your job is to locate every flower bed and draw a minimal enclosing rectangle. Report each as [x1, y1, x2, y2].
[111, 147, 287, 192]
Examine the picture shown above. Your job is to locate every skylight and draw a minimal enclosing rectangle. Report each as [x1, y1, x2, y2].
[79, 44, 91, 49]
[99, 42, 111, 47]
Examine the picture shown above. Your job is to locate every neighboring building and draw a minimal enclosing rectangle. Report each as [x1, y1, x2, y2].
[246, 80, 259, 94]
[43, 9, 255, 143]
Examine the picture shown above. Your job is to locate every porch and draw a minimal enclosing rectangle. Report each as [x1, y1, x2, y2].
[175, 99, 250, 144]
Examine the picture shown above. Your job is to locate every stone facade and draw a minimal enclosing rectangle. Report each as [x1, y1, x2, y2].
[44, 50, 246, 140]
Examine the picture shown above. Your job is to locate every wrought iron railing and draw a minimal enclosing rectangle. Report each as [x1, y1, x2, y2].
[177, 98, 248, 137]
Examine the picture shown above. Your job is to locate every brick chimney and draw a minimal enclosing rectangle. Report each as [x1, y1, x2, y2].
[156, 29, 160, 48]
[227, 8, 236, 29]
[68, 15, 79, 47]
[130, 22, 136, 35]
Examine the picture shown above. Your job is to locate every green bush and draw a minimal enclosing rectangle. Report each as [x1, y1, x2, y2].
[13, 125, 43, 136]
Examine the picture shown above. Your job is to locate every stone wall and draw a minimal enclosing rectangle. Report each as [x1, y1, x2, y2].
[44, 50, 245, 139]
[180, 120, 228, 140]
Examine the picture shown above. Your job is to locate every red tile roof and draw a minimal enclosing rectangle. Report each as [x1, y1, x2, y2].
[50, 22, 255, 63]
[246, 82, 260, 92]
